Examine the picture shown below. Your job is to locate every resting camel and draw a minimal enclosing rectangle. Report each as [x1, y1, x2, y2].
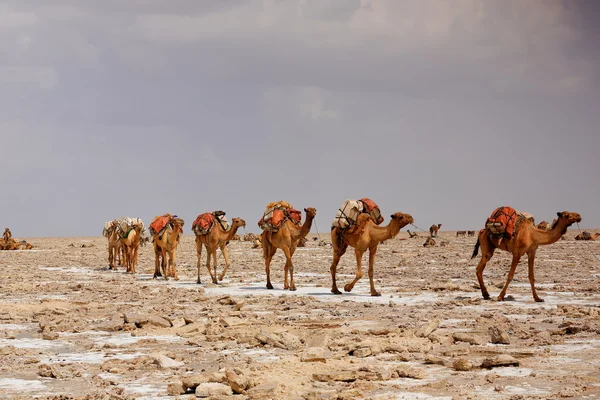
[423, 237, 436, 247]
[330, 211, 414, 296]
[429, 224, 442, 238]
[407, 230, 418, 239]
[575, 232, 600, 241]
[153, 217, 185, 281]
[121, 224, 143, 274]
[472, 211, 581, 302]
[195, 217, 246, 284]
[262, 207, 317, 291]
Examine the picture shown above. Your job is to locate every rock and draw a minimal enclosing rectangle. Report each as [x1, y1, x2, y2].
[453, 358, 474, 371]
[481, 355, 520, 369]
[124, 312, 171, 329]
[279, 332, 302, 350]
[351, 347, 372, 358]
[38, 364, 60, 378]
[181, 374, 207, 391]
[301, 347, 330, 363]
[395, 365, 426, 379]
[166, 381, 185, 396]
[169, 316, 187, 329]
[95, 315, 124, 332]
[195, 382, 233, 397]
[217, 296, 236, 305]
[247, 382, 278, 398]
[489, 327, 510, 344]
[226, 369, 248, 394]
[313, 371, 361, 382]
[42, 332, 59, 340]
[150, 353, 184, 369]
[255, 331, 287, 349]
[453, 332, 484, 345]
[424, 354, 447, 366]
[176, 322, 206, 336]
[219, 317, 245, 328]
[415, 319, 440, 338]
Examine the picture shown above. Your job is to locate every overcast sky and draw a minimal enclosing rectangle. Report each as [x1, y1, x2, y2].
[1, 0, 599, 237]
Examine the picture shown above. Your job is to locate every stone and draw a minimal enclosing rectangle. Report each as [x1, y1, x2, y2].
[38, 364, 60, 378]
[351, 347, 372, 358]
[226, 369, 248, 394]
[195, 382, 233, 397]
[181, 374, 207, 391]
[150, 353, 184, 369]
[219, 317, 245, 328]
[453, 358, 474, 371]
[481, 355, 519, 369]
[424, 354, 447, 366]
[313, 372, 361, 382]
[166, 381, 185, 396]
[95, 315, 125, 332]
[169, 316, 187, 329]
[395, 365, 426, 379]
[301, 347, 330, 363]
[415, 319, 440, 338]
[279, 332, 302, 350]
[42, 332, 59, 340]
[124, 312, 171, 329]
[489, 327, 510, 344]
[255, 331, 287, 349]
[453, 332, 484, 345]
[247, 382, 278, 398]
[176, 322, 206, 336]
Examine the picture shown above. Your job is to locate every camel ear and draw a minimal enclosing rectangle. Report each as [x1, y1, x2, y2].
[390, 214, 395, 219]
[557, 212, 563, 218]
[304, 208, 307, 212]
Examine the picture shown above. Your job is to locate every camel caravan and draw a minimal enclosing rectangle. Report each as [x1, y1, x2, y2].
[95, 200, 593, 302]
[0, 228, 33, 250]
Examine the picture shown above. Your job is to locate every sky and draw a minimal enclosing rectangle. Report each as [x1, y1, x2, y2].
[1, 0, 599, 237]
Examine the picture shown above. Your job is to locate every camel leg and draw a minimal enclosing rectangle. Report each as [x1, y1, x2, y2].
[527, 250, 544, 302]
[161, 249, 168, 280]
[212, 249, 218, 284]
[367, 245, 380, 296]
[196, 239, 203, 284]
[171, 250, 179, 281]
[205, 246, 216, 284]
[344, 248, 364, 293]
[330, 240, 348, 295]
[475, 235, 496, 300]
[218, 245, 230, 282]
[153, 246, 160, 279]
[282, 246, 291, 290]
[132, 245, 138, 274]
[285, 247, 296, 291]
[497, 254, 521, 301]
[265, 244, 276, 290]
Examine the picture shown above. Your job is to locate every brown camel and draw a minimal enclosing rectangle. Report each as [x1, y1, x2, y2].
[456, 231, 466, 237]
[121, 225, 143, 274]
[105, 220, 122, 270]
[472, 211, 581, 302]
[467, 230, 476, 237]
[152, 217, 185, 281]
[330, 211, 414, 296]
[3, 228, 12, 242]
[575, 232, 600, 241]
[195, 217, 246, 284]
[262, 207, 317, 291]
[407, 230, 419, 238]
[429, 224, 442, 237]
[423, 237, 436, 247]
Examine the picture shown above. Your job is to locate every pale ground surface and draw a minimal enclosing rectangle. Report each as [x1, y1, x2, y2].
[1, 230, 600, 400]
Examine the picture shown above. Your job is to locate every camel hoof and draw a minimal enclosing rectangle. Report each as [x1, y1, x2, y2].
[218, 275, 224, 282]
[290, 287, 297, 291]
[174, 277, 179, 281]
[331, 289, 342, 295]
[535, 298, 545, 303]
[371, 291, 381, 297]
[343, 285, 353, 293]
[482, 295, 490, 300]
[196, 280, 202, 284]
[266, 284, 274, 290]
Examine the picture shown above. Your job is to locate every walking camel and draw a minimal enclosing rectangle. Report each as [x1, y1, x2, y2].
[262, 207, 317, 291]
[429, 224, 442, 237]
[472, 211, 581, 302]
[330, 211, 414, 296]
[104, 220, 122, 270]
[121, 224, 143, 274]
[152, 216, 185, 281]
[195, 216, 246, 284]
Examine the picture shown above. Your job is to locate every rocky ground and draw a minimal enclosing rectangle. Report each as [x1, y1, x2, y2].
[1, 230, 600, 400]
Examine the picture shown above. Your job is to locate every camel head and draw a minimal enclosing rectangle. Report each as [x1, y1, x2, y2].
[390, 212, 414, 227]
[303, 207, 317, 218]
[556, 211, 582, 227]
[232, 218, 246, 228]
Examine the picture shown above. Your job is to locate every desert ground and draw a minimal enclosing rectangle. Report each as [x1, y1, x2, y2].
[1, 229, 600, 400]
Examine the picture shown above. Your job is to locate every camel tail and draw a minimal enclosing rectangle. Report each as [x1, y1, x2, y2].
[471, 238, 480, 259]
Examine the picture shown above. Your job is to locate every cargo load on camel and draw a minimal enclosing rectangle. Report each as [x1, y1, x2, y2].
[150, 214, 183, 238]
[486, 206, 534, 239]
[258, 200, 302, 232]
[117, 217, 146, 239]
[192, 211, 229, 235]
[102, 221, 115, 238]
[331, 198, 384, 229]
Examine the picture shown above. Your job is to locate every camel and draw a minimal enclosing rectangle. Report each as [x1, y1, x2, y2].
[472, 211, 581, 302]
[3, 228, 11, 242]
[429, 224, 442, 238]
[105, 220, 122, 270]
[152, 216, 185, 281]
[121, 224, 143, 274]
[195, 217, 246, 284]
[297, 237, 308, 247]
[467, 230, 476, 237]
[575, 232, 600, 241]
[330, 211, 414, 296]
[407, 230, 419, 239]
[456, 231, 466, 237]
[262, 207, 317, 291]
